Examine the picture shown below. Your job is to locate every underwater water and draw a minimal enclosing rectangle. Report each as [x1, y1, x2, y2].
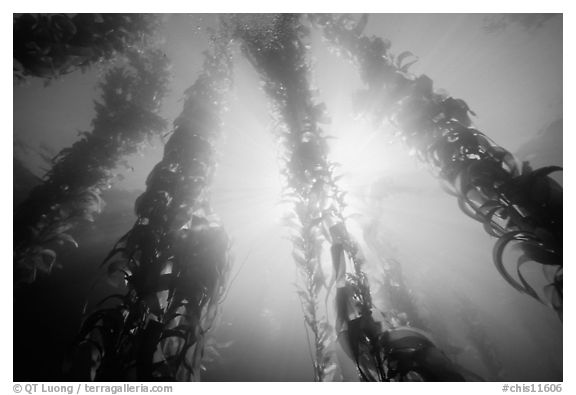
[13, 14, 562, 382]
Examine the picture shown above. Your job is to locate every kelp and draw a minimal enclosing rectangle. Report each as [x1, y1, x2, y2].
[312, 14, 562, 318]
[231, 14, 475, 382]
[329, 219, 481, 381]
[14, 13, 161, 81]
[68, 30, 233, 381]
[229, 14, 342, 381]
[14, 48, 170, 285]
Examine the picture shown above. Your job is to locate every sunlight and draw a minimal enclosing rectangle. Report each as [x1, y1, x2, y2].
[210, 54, 292, 235]
[328, 113, 411, 218]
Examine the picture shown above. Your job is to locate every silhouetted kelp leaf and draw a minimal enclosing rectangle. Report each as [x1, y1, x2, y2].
[514, 240, 561, 266]
[493, 232, 532, 294]
[457, 196, 484, 222]
[514, 254, 542, 300]
[492, 231, 560, 301]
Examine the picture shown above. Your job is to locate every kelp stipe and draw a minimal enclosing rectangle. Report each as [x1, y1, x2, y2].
[311, 14, 562, 318]
[14, 48, 170, 285]
[14, 14, 162, 82]
[230, 13, 341, 381]
[67, 29, 233, 381]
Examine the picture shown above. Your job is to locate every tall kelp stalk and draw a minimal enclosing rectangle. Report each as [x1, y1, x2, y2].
[14, 49, 170, 285]
[67, 32, 233, 381]
[14, 13, 161, 82]
[312, 14, 563, 318]
[229, 14, 342, 381]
